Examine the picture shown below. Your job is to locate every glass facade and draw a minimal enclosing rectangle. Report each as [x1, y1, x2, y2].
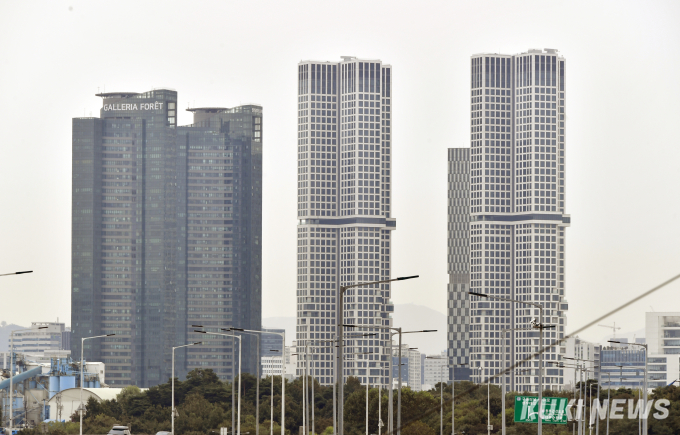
[72, 91, 262, 386]
[178, 106, 263, 380]
[600, 347, 646, 389]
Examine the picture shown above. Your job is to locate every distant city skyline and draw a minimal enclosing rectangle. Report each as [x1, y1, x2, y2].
[2, 1, 680, 349]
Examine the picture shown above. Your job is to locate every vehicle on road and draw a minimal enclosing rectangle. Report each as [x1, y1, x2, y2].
[108, 426, 131, 435]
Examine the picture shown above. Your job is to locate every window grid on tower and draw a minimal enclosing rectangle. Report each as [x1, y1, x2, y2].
[457, 50, 569, 393]
[297, 57, 396, 387]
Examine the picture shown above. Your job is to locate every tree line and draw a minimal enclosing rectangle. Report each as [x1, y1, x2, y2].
[17, 368, 680, 435]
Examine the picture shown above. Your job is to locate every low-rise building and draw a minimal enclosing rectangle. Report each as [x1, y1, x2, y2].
[391, 355, 408, 385]
[392, 345, 421, 390]
[562, 336, 599, 390]
[9, 322, 67, 355]
[645, 312, 680, 389]
[423, 351, 449, 390]
[262, 355, 284, 377]
[599, 346, 646, 389]
[261, 343, 297, 381]
[261, 328, 286, 355]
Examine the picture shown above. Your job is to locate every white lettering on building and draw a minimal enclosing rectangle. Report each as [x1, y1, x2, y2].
[103, 101, 165, 111]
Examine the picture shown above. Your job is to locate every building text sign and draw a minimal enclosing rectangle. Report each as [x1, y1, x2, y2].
[103, 101, 164, 111]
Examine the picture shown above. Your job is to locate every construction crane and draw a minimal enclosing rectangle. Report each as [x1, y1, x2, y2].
[599, 322, 621, 339]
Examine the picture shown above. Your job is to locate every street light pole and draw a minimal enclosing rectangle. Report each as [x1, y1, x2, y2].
[609, 340, 647, 435]
[596, 361, 600, 435]
[338, 275, 418, 435]
[231, 330, 261, 435]
[549, 362, 583, 435]
[3, 269, 36, 432]
[584, 381, 593, 435]
[8, 326, 47, 433]
[500, 327, 532, 435]
[172, 342, 202, 435]
[267, 349, 282, 435]
[302, 348, 307, 435]
[576, 364, 579, 435]
[313, 335, 366, 435]
[378, 362, 383, 435]
[606, 372, 611, 435]
[80, 334, 115, 435]
[397, 327, 402, 435]
[292, 347, 309, 435]
[309, 343, 314, 435]
[564, 357, 598, 435]
[472, 366, 489, 435]
[334, 340, 337, 435]
[194, 329, 242, 435]
[312, 345, 316, 435]
[305, 338, 342, 435]
[366, 377, 369, 435]
[447, 363, 466, 435]
[295, 338, 338, 435]
[553, 362, 592, 435]
[582, 367, 589, 435]
[440, 366, 444, 435]
[580, 364, 585, 435]
[229, 327, 286, 435]
[470, 291, 548, 435]
[343, 323, 434, 435]
[424, 356, 447, 435]
[622, 378, 642, 435]
[388, 334, 393, 434]
[0, 271, 32, 277]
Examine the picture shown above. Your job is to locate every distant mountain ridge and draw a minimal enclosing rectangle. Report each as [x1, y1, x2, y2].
[264, 303, 447, 355]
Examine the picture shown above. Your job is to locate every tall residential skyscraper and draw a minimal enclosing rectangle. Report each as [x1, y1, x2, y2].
[446, 148, 471, 382]
[448, 49, 570, 393]
[296, 57, 394, 386]
[177, 106, 262, 380]
[72, 90, 261, 387]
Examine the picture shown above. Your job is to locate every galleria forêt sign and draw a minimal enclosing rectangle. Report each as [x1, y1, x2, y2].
[103, 101, 165, 111]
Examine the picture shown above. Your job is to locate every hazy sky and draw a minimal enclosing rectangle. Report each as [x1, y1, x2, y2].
[1, 0, 679, 345]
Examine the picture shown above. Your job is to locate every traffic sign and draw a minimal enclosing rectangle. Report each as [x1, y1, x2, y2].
[514, 396, 568, 424]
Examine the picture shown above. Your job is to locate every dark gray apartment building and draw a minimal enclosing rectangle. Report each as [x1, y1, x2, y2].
[72, 89, 262, 387]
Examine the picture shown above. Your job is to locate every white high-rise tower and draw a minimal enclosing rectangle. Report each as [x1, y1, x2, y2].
[296, 57, 395, 386]
[449, 48, 570, 393]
